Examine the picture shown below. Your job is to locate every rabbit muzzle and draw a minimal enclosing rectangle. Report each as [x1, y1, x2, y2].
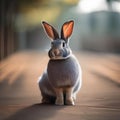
[48, 48, 64, 60]
[53, 49, 60, 56]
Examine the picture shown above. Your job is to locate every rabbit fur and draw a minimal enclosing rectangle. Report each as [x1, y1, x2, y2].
[38, 20, 82, 105]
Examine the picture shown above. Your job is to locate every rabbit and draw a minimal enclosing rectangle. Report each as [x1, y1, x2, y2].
[38, 20, 82, 105]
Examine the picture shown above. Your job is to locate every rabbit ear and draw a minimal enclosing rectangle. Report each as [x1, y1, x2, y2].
[61, 20, 74, 40]
[42, 21, 59, 40]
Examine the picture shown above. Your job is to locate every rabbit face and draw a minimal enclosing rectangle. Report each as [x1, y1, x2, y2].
[48, 39, 71, 60]
[42, 20, 74, 60]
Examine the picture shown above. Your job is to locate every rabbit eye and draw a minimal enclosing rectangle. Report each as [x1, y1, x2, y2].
[51, 42, 53, 47]
[62, 42, 65, 47]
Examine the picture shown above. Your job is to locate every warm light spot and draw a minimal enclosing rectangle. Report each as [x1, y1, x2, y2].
[64, 0, 79, 5]
[112, 1, 120, 12]
[77, 0, 108, 13]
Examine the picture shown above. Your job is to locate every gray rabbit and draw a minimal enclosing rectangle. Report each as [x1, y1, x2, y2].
[38, 20, 82, 105]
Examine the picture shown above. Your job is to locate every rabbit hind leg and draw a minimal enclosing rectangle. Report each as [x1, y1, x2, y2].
[41, 92, 55, 104]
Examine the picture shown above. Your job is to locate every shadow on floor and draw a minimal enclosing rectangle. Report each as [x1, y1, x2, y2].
[5, 103, 64, 120]
[0, 72, 25, 97]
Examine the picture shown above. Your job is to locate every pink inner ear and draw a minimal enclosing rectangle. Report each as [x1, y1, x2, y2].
[63, 21, 74, 39]
[43, 23, 54, 39]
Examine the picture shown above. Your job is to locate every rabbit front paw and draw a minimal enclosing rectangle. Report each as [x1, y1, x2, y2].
[55, 98, 64, 105]
[65, 98, 75, 105]
[55, 88, 64, 105]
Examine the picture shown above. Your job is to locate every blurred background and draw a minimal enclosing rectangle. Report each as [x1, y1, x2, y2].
[0, 0, 120, 61]
[0, 1, 120, 120]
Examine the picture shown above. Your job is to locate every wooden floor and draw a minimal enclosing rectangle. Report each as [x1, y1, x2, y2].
[0, 50, 120, 120]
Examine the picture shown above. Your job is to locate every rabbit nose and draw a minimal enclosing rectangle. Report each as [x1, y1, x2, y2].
[53, 49, 60, 56]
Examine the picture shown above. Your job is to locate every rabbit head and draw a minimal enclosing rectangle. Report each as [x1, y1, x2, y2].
[42, 20, 74, 60]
